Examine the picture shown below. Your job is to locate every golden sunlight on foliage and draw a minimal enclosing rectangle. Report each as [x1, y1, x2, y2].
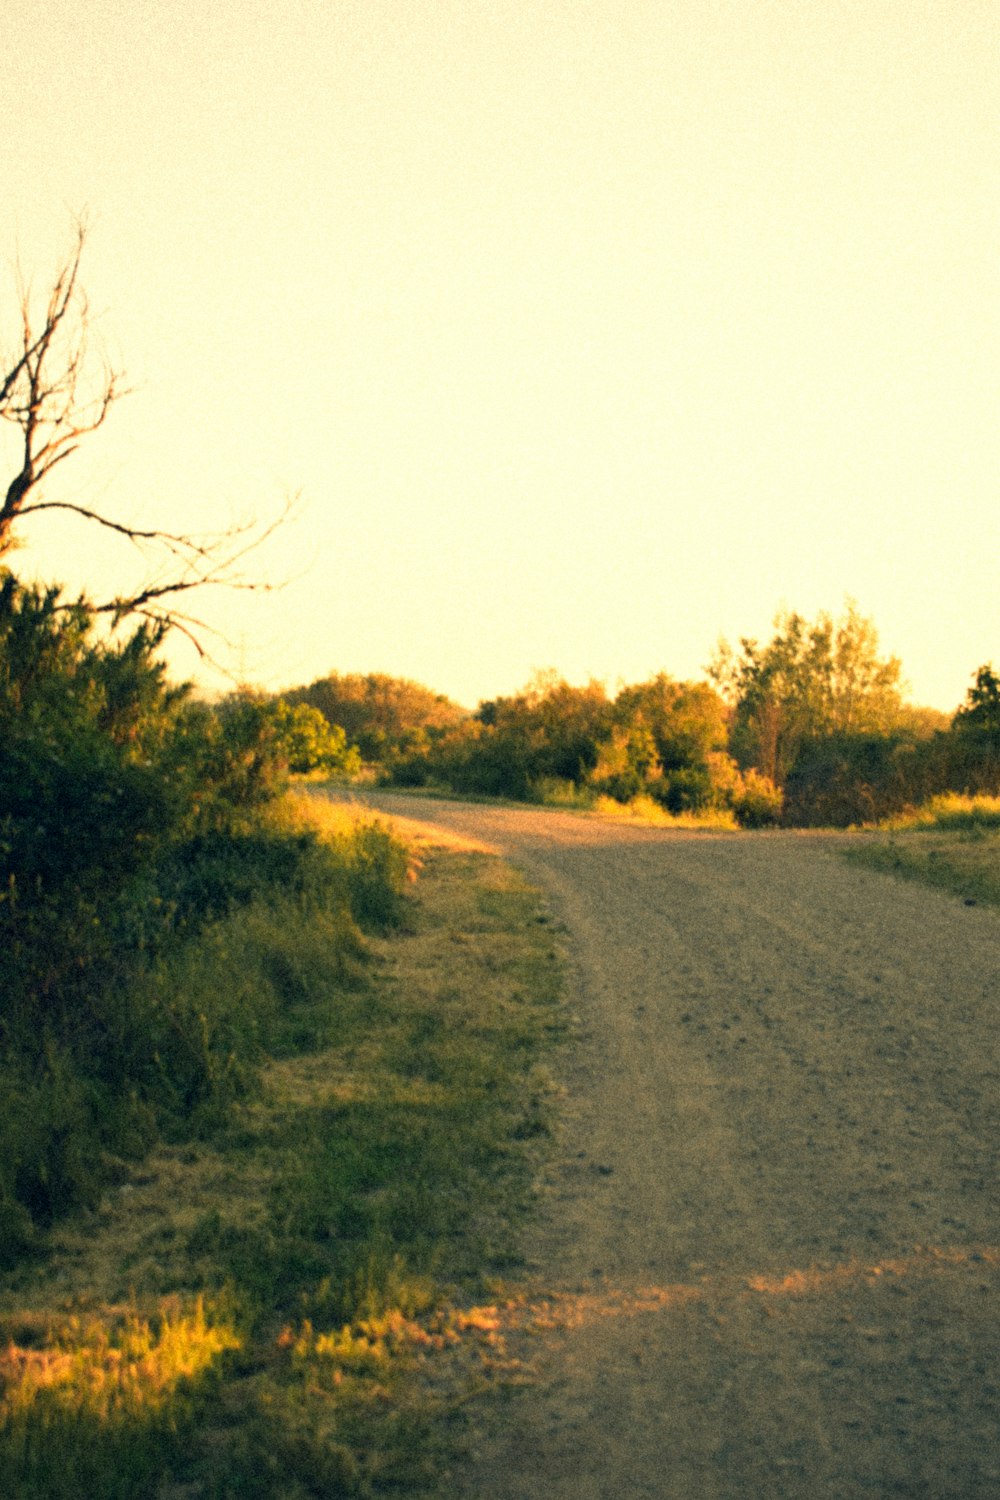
[0, 1299, 239, 1426]
[294, 787, 500, 857]
[876, 793, 1000, 832]
[590, 793, 738, 831]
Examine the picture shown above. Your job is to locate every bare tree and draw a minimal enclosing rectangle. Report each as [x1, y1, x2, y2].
[0, 217, 288, 654]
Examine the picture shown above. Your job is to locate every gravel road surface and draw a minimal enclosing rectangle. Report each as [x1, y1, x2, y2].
[349, 792, 1000, 1499]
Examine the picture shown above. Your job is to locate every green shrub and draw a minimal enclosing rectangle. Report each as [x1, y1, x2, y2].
[334, 820, 410, 929]
[0, 802, 407, 1253]
[649, 764, 714, 813]
[781, 734, 931, 827]
[733, 769, 784, 828]
[0, 569, 411, 1256]
[385, 753, 430, 787]
[591, 770, 644, 804]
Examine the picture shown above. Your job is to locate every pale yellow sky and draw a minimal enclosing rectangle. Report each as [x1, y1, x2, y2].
[2, 0, 998, 709]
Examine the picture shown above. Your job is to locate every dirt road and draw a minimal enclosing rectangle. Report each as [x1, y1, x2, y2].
[353, 793, 1000, 1498]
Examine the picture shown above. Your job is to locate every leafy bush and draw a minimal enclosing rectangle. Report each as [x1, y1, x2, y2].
[649, 764, 714, 813]
[283, 670, 466, 763]
[0, 802, 409, 1254]
[0, 576, 411, 1256]
[781, 734, 936, 827]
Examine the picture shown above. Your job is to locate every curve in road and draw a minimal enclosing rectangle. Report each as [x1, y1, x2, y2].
[346, 792, 1000, 1499]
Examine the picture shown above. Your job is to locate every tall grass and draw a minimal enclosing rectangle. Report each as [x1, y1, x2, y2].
[0, 793, 411, 1266]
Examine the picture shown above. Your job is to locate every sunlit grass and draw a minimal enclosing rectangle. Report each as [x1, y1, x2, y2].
[0, 1299, 238, 1423]
[275, 785, 389, 839]
[589, 792, 738, 831]
[0, 829, 566, 1496]
[847, 794, 1000, 906]
[0, 1299, 239, 1499]
[873, 792, 1000, 832]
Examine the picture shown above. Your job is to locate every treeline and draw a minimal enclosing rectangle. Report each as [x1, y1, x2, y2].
[286, 606, 999, 828]
[0, 577, 407, 1266]
[283, 671, 467, 762]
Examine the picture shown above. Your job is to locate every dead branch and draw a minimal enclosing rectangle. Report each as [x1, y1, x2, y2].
[1, 218, 294, 652]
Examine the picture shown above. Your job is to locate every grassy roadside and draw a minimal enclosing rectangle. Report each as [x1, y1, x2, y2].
[367, 779, 742, 830]
[0, 805, 567, 1498]
[845, 795, 1000, 907]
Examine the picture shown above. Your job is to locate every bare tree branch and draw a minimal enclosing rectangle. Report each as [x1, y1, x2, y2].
[1, 217, 294, 653]
[0, 219, 120, 540]
[18, 497, 259, 557]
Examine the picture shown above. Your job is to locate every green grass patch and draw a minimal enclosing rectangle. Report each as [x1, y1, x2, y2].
[847, 826, 1000, 908]
[0, 833, 566, 1496]
[846, 792, 1000, 906]
[0, 794, 409, 1265]
[873, 792, 1000, 833]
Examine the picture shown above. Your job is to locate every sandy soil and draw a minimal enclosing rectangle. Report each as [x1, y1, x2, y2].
[349, 793, 1000, 1498]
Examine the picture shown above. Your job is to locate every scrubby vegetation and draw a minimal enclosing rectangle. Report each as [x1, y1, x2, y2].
[317, 667, 785, 827]
[0, 560, 564, 1498]
[0, 227, 557, 1495]
[709, 605, 997, 827]
[282, 671, 468, 768]
[846, 794, 1000, 908]
[0, 575, 398, 1268]
[285, 606, 997, 831]
[0, 810, 566, 1497]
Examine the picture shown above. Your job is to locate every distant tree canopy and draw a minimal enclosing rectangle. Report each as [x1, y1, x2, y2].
[711, 602, 907, 786]
[953, 665, 1000, 740]
[475, 672, 612, 788]
[279, 610, 993, 828]
[379, 667, 776, 817]
[943, 664, 1000, 798]
[284, 671, 467, 762]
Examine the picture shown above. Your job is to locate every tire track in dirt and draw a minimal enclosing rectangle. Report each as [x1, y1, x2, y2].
[347, 793, 1000, 1498]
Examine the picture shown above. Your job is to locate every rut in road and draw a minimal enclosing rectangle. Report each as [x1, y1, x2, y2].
[352, 793, 1000, 1499]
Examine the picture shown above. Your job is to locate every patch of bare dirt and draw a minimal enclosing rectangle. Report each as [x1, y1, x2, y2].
[345, 793, 1000, 1498]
